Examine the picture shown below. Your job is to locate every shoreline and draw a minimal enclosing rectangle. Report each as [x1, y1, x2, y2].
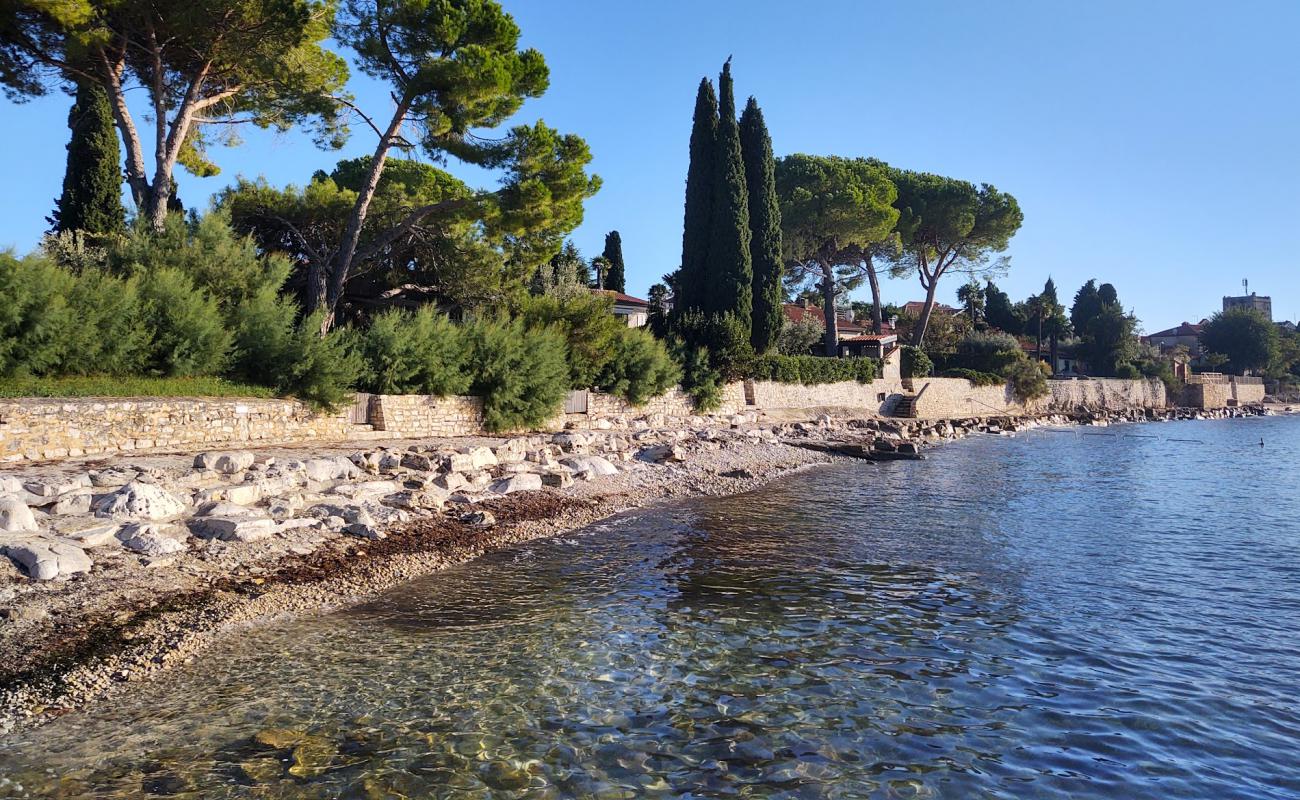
[0, 403, 1274, 736]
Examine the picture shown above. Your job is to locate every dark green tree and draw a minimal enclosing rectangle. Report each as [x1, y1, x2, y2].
[956, 279, 985, 326]
[49, 81, 124, 236]
[677, 77, 718, 313]
[1070, 279, 1102, 332]
[1080, 303, 1138, 376]
[1041, 277, 1070, 370]
[984, 280, 1022, 334]
[704, 59, 752, 330]
[739, 96, 783, 353]
[1199, 308, 1278, 375]
[647, 282, 671, 338]
[602, 230, 626, 293]
[1098, 282, 1119, 306]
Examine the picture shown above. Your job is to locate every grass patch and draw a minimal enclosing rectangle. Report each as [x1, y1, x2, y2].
[0, 375, 277, 399]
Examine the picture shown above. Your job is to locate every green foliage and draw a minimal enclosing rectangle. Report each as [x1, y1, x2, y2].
[596, 328, 680, 405]
[463, 317, 570, 432]
[1080, 302, 1138, 376]
[0, 375, 274, 399]
[984, 280, 1023, 335]
[705, 60, 753, 331]
[1114, 363, 1140, 379]
[349, 307, 471, 396]
[677, 77, 719, 314]
[135, 268, 232, 377]
[739, 97, 783, 353]
[601, 231, 626, 293]
[939, 368, 1004, 386]
[1199, 308, 1278, 375]
[777, 314, 825, 356]
[0, 251, 78, 376]
[517, 292, 625, 389]
[676, 344, 724, 413]
[1004, 357, 1049, 400]
[276, 312, 361, 410]
[671, 310, 755, 381]
[955, 330, 1022, 374]
[1070, 279, 1102, 333]
[50, 81, 124, 236]
[900, 345, 933, 379]
[751, 355, 877, 385]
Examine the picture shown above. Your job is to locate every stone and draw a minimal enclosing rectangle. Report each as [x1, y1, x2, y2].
[896, 442, 919, 455]
[49, 491, 92, 516]
[0, 496, 39, 532]
[434, 472, 468, 492]
[489, 473, 543, 495]
[195, 500, 264, 518]
[638, 444, 685, 464]
[377, 451, 403, 472]
[24, 476, 91, 498]
[189, 516, 277, 543]
[62, 520, 123, 548]
[89, 468, 139, 488]
[220, 484, 263, 506]
[461, 446, 498, 470]
[303, 458, 341, 482]
[0, 477, 22, 495]
[331, 480, 402, 499]
[383, 490, 445, 512]
[194, 451, 256, 475]
[116, 523, 187, 556]
[441, 453, 476, 473]
[400, 452, 435, 471]
[493, 440, 527, 464]
[459, 509, 495, 527]
[552, 432, 590, 453]
[94, 481, 187, 520]
[265, 495, 305, 520]
[540, 471, 574, 489]
[349, 451, 383, 473]
[345, 522, 386, 540]
[0, 535, 92, 580]
[560, 455, 619, 478]
[465, 471, 493, 491]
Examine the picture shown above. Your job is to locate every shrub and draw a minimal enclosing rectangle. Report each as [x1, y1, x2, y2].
[351, 307, 471, 396]
[135, 268, 232, 377]
[676, 344, 724, 412]
[516, 292, 626, 389]
[750, 354, 877, 385]
[939, 368, 1004, 386]
[776, 314, 824, 355]
[596, 328, 680, 405]
[278, 312, 361, 410]
[901, 345, 932, 379]
[0, 252, 78, 377]
[464, 317, 570, 432]
[955, 330, 1022, 374]
[60, 267, 149, 376]
[1004, 357, 1048, 400]
[1114, 363, 1140, 379]
[671, 310, 754, 380]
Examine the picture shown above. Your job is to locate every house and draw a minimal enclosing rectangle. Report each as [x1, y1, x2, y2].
[901, 300, 958, 319]
[594, 290, 650, 328]
[1022, 341, 1087, 377]
[782, 301, 899, 359]
[1144, 321, 1204, 355]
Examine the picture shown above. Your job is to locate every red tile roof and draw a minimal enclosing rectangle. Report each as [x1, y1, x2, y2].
[1147, 321, 1202, 338]
[592, 289, 649, 307]
[782, 303, 867, 333]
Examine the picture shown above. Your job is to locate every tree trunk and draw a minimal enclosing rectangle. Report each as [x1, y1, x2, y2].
[314, 98, 412, 332]
[821, 262, 838, 357]
[1049, 332, 1058, 376]
[910, 278, 939, 347]
[865, 254, 884, 334]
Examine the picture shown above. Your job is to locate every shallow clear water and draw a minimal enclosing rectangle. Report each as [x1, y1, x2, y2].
[3, 417, 1300, 799]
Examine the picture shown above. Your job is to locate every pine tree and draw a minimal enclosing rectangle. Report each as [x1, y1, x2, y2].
[705, 59, 752, 330]
[50, 81, 124, 236]
[678, 78, 718, 313]
[739, 96, 782, 353]
[602, 230, 626, 293]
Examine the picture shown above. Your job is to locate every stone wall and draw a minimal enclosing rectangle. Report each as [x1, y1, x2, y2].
[747, 379, 901, 414]
[1183, 375, 1265, 409]
[367, 395, 485, 437]
[0, 398, 362, 462]
[581, 385, 743, 421]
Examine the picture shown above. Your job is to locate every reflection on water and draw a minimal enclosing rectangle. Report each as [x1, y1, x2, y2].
[3, 418, 1300, 799]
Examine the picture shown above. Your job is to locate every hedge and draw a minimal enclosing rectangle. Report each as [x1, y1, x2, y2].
[750, 354, 877, 385]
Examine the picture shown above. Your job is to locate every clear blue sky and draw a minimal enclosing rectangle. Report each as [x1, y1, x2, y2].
[3, 0, 1298, 329]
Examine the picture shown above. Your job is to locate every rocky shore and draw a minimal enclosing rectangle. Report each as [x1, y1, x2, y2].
[0, 402, 1271, 734]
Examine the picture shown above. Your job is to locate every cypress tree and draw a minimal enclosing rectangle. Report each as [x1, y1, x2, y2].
[602, 230, 626, 293]
[739, 96, 783, 353]
[50, 81, 124, 236]
[678, 78, 718, 313]
[705, 59, 752, 331]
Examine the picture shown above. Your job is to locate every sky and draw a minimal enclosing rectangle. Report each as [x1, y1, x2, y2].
[2, 0, 1298, 330]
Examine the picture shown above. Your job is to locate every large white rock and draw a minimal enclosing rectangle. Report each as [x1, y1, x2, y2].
[560, 455, 619, 478]
[189, 516, 277, 543]
[116, 522, 188, 555]
[0, 496, 39, 532]
[193, 451, 256, 475]
[94, 481, 187, 520]
[461, 446, 498, 470]
[0, 535, 92, 580]
[49, 490, 92, 516]
[489, 473, 543, 495]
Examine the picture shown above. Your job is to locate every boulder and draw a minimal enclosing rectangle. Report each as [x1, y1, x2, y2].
[377, 451, 404, 472]
[189, 516, 277, 543]
[459, 509, 495, 528]
[61, 520, 123, 548]
[0, 496, 39, 532]
[1, 535, 92, 580]
[49, 491, 92, 516]
[89, 467, 140, 488]
[493, 440, 527, 465]
[116, 523, 188, 556]
[400, 452, 435, 471]
[560, 455, 619, 478]
[434, 472, 468, 492]
[441, 453, 476, 473]
[23, 476, 91, 499]
[196, 500, 266, 518]
[638, 444, 685, 464]
[382, 490, 445, 512]
[489, 473, 543, 495]
[540, 471, 574, 489]
[0, 477, 23, 495]
[330, 480, 402, 499]
[552, 432, 590, 453]
[345, 522, 385, 540]
[460, 446, 498, 470]
[95, 481, 187, 520]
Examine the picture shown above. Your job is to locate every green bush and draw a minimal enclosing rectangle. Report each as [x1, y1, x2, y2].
[60, 267, 149, 376]
[517, 292, 625, 389]
[750, 354, 877, 385]
[676, 344, 724, 412]
[596, 327, 680, 405]
[464, 317, 570, 432]
[901, 345, 933, 379]
[1114, 363, 1140, 380]
[0, 252, 78, 377]
[939, 367, 1004, 386]
[1004, 357, 1048, 400]
[671, 310, 754, 381]
[277, 312, 361, 410]
[136, 268, 232, 377]
[0, 375, 275, 399]
[351, 307, 471, 396]
[955, 330, 1022, 374]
